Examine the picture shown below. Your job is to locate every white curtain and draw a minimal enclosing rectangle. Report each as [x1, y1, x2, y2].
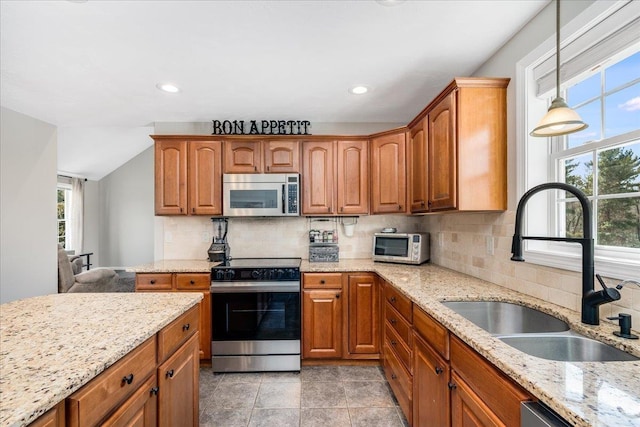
[70, 177, 84, 253]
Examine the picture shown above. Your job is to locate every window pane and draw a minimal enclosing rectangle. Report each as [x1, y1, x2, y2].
[567, 99, 601, 148]
[562, 154, 593, 196]
[604, 82, 640, 139]
[597, 142, 640, 195]
[560, 200, 585, 239]
[597, 197, 640, 248]
[605, 51, 640, 92]
[567, 73, 600, 106]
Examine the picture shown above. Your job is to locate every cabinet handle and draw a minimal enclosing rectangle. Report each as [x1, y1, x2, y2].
[435, 367, 443, 375]
[122, 374, 134, 385]
[166, 369, 175, 378]
[254, 166, 257, 171]
[391, 374, 397, 380]
[390, 297, 397, 303]
[150, 280, 156, 285]
[398, 205, 402, 210]
[192, 208, 195, 213]
[183, 323, 190, 331]
[190, 280, 195, 285]
[180, 207, 183, 213]
[390, 318, 397, 324]
[320, 280, 325, 284]
[390, 340, 397, 346]
[150, 387, 159, 395]
[448, 382, 457, 390]
[267, 165, 270, 171]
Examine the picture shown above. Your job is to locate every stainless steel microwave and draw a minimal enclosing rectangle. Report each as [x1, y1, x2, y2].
[372, 232, 430, 265]
[223, 173, 300, 217]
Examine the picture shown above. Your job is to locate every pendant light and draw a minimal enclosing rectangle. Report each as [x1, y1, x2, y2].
[530, 0, 588, 137]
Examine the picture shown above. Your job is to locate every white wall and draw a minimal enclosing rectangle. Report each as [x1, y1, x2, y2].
[0, 107, 58, 303]
[83, 179, 101, 266]
[98, 147, 154, 268]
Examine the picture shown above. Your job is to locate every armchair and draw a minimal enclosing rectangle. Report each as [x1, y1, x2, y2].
[57, 245, 122, 293]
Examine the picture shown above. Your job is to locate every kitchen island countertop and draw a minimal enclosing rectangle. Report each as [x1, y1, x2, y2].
[0, 292, 202, 427]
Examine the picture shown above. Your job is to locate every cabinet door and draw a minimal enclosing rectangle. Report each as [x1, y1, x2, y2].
[155, 140, 187, 215]
[428, 91, 457, 211]
[347, 274, 379, 355]
[302, 289, 342, 358]
[101, 375, 157, 427]
[264, 140, 300, 173]
[450, 371, 505, 427]
[29, 402, 65, 427]
[371, 132, 406, 214]
[158, 333, 199, 427]
[413, 333, 450, 427]
[336, 140, 369, 215]
[409, 120, 428, 213]
[188, 141, 222, 215]
[302, 141, 334, 215]
[224, 140, 262, 173]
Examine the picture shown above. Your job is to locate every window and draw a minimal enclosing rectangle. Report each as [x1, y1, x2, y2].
[57, 183, 72, 249]
[518, 0, 640, 279]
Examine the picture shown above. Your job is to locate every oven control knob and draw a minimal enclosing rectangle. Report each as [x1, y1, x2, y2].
[287, 269, 298, 279]
[251, 270, 262, 279]
[275, 269, 284, 279]
[215, 271, 225, 281]
[224, 270, 236, 280]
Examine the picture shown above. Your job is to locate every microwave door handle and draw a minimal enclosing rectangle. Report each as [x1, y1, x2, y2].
[282, 184, 286, 214]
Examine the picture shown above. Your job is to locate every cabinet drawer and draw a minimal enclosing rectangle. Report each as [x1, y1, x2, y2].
[384, 285, 412, 322]
[176, 273, 210, 290]
[158, 305, 199, 362]
[135, 273, 173, 291]
[66, 336, 157, 427]
[413, 305, 449, 360]
[385, 324, 412, 374]
[303, 273, 343, 289]
[385, 302, 412, 346]
[383, 342, 412, 425]
[450, 335, 531, 427]
[101, 374, 157, 427]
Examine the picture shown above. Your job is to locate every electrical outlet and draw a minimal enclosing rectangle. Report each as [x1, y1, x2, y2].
[486, 236, 495, 255]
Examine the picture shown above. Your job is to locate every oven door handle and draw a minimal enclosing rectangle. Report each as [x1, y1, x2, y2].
[210, 281, 300, 293]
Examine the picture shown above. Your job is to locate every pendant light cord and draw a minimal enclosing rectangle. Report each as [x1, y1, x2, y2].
[555, 0, 561, 99]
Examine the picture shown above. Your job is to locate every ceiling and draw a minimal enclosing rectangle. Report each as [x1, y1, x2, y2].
[0, 0, 549, 180]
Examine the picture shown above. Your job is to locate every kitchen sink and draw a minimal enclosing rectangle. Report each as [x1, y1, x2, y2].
[442, 301, 570, 334]
[499, 334, 639, 362]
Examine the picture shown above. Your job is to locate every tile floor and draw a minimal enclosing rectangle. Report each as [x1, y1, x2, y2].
[199, 365, 409, 427]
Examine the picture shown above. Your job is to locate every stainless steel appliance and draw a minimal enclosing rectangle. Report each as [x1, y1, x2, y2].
[223, 173, 300, 217]
[207, 217, 230, 263]
[210, 258, 301, 372]
[372, 232, 430, 265]
[521, 402, 570, 427]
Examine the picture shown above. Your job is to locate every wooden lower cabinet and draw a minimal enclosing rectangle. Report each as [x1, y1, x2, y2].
[29, 403, 65, 427]
[158, 333, 199, 427]
[413, 332, 450, 427]
[302, 289, 343, 358]
[136, 273, 211, 360]
[102, 375, 158, 427]
[451, 371, 504, 427]
[347, 273, 379, 357]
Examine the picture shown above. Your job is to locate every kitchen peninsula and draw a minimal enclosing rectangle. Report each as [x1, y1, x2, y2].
[0, 292, 202, 427]
[130, 259, 640, 427]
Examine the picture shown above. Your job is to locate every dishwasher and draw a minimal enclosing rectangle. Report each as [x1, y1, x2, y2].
[521, 402, 571, 427]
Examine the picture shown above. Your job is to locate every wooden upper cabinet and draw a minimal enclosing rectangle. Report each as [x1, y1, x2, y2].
[409, 119, 428, 213]
[371, 131, 407, 214]
[224, 140, 262, 173]
[155, 140, 188, 215]
[188, 141, 222, 215]
[428, 91, 457, 211]
[302, 141, 334, 214]
[264, 140, 300, 173]
[337, 140, 369, 215]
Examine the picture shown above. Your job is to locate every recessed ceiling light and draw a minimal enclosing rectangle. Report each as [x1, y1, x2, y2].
[156, 83, 180, 93]
[349, 85, 369, 95]
[375, 0, 406, 7]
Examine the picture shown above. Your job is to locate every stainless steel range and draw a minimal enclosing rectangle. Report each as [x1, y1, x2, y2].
[210, 258, 301, 372]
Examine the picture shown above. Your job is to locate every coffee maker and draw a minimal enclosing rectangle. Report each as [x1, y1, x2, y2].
[208, 218, 230, 263]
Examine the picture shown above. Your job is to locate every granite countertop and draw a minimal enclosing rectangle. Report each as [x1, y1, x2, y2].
[0, 292, 203, 427]
[301, 259, 640, 427]
[127, 259, 219, 273]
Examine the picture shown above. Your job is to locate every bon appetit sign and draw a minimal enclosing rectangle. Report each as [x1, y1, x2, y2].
[212, 120, 311, 135]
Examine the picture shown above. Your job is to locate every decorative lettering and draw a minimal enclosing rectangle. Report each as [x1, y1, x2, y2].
[212, 119, 312, 135]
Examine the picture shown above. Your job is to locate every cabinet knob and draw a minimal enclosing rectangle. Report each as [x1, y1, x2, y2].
[391, 374, 397, 380]
[435, 366, 443, 375]
[327, 207, 331, 213]
[150, 387, 159, 395]
[391, 340, 397, 346]
[166, 369, 175, 378]
[122, 373, 134, 385]
[192, 208, 195, 213]
[254, 166, 258, 171]
[190, 280, 195, 285]
[336, 294, 340, 299]
[320, 280, 325, 284]
[448, 382, 457, 390]
[390, 297, 397, 303]
[390, 318, 397, 324]
[267, 165, 270, 171]
[180, 207, 183, 213]
[150, 280, 156, 285]
[398, 205, 402, 210]
[183, 323, 190, 331]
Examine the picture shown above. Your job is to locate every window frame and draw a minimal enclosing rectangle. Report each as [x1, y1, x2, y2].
[57, 180, 72, 250]
[516, 0, 640, 280]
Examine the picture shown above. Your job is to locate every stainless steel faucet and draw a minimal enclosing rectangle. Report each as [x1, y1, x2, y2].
[511, 182, 620, 325]
[616, 279, 640, 290]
